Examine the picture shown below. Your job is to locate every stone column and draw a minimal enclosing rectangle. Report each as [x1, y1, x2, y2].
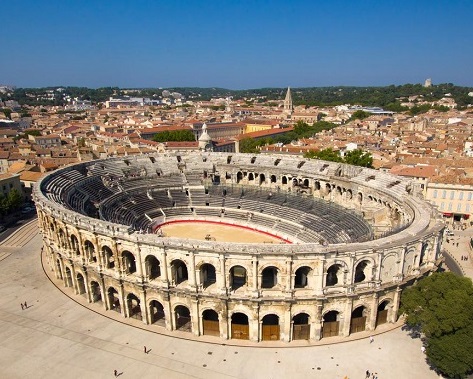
[218, 256, 226, 295]
[342, 297, 354, 337]
[191, 299, 200, 336]
[391, 287, 402, 323]
[139, 288, 149, 325]
[283, 305, 291, 342]
[369, 292, 379, 330]
[316, 259, 325, 296]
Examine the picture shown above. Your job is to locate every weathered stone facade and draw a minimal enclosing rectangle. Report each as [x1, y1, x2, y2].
[34, 152, 444, 343]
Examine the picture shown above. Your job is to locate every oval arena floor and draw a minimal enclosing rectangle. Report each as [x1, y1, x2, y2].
[157, 220, 291, 244]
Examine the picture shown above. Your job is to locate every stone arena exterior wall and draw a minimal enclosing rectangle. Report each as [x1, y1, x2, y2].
[34, 152, 444, 343]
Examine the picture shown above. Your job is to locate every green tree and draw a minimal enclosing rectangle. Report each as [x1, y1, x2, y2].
[349, 110, 370, 121]
[152, 129, 195, 142]
[400, 272, 473, 378]
[7, 189, 23, 211]
[344, 149, 373, 168]
[304, 148, 343, 162]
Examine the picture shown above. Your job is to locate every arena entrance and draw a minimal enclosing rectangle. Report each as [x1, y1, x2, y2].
[262, 314, 280, 341]
[376, 300, 389, 326]
[350, 306, 367, 333]
[175, 305, 191, 332]
[292, 313, 310, 340]
[149, 300, 165, 326]
[202, 309, 220, 337]
[231, 313, 249, 340]
[322, 311, 340, 338]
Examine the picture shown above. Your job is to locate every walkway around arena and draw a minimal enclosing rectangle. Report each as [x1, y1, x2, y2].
[0, 220, 452, 379]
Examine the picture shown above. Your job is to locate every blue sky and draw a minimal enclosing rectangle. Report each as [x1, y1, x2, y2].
[2, 0, 472, 89]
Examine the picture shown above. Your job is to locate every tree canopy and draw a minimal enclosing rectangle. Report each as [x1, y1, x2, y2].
[304, 148, 373, 168]
[152, 129, 195, 143]
[400, 272, 473, 378]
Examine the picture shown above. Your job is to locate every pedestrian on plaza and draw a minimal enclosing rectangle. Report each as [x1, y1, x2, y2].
[114, 369, 118, 377]
[21, 303, 24, 310]
[369, 335, 374, 343]
[144, 346, 147, 354]
[366, 370, 370, 378]
[24, 301, 27, 309]
[421, 346, 426, 353]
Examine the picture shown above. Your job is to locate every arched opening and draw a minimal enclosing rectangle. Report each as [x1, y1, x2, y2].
[172, 259, 188, 285]
[354, 260, 370, 283]
[322, 311, 340, 338]
[175, 305, 191, 332]
[58, 229, 66, 248]
[127, 293, 142, 320]
[202, 309, 220, 337]
[102, 246, 115, 269]
[84, 240, 96, 263]
[358, 192, 363, 204]
[347, 189, 353, 200]
[259, 173, 265, 185]
[200, 263, 216, 288]
[262, 314, 280, 341]
[56, 259, 63, 279]
[90, 281, 102, 303]
[350, 306, 367, 333]
[149, 300, 165, 326]
[294, 266, 311, 288]
[292, 313, 310, 340]
[282, 176, 288, 185]
[64, 267, 73, 287]
[420, 243, 428, 265]
[248, 173, 254, 181]
[230, 265, 246, 291]
[122, 251, 136, 274]
[76, 273, 86, 296]
[145, 255, 161, 280]
[326, 264, 342, 286]
[261, 266, 278, 288]
[108, 287, 120, 313]
[376, 300, 390, 326]
[236, 171, 243, 183]
[314, 181, 321, 191]
[231, 312, 249, 340]
[71, 235, 80, 255]
[303, 178, 310, 187]
[270, 175, 277, 183]
[325, 183, 332, 195]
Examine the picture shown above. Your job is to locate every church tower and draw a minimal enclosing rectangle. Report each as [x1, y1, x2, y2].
[283, 87, 293, 117]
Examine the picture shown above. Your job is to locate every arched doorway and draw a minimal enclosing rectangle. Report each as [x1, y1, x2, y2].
[127, 293, 142, 320]
[108, 287, 120, 313]
[261, 266, 278, 288]
[230, 266, 246, 291]
[350, 306, 367, 333]
[149, 300, 165, 326]
[294, 266, 311, 288]
[172, 260, 188, 285]
[56, 259, 63, 279]
[102, 246, 115, 269]
[292, 313, 310, 340]
[236, 172, 243, 183]
[71, 235, 80, 255]
[202, 309, 219, 337]
[322, 311, 340, 338]
[90, 281, 102, 303]
[326, 264, 342, 286]
[64, 267, 73, 287]
[145, 255, 161, 280]
[200, 263, 216, 288]
[175, 305, 191, 332]
[262, 314, 280, 341]
[76, 272, 86, 296]
[376, 300, 389, 326]
[84, 240, 96, 262]
[354, 260, 370, 283]
[231, 313, 249, 340]
[122, 251, 136, 274]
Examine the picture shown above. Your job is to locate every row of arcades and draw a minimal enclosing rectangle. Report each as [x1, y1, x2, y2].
[50, 230, 396, 293]
[52, 254, 397, 342]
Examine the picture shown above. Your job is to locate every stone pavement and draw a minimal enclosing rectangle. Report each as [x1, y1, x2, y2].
[0, 224, 442, 379]
[441, 226, 473, 279]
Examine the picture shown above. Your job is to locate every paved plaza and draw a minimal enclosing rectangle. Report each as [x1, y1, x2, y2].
[2, 219, 472, 378]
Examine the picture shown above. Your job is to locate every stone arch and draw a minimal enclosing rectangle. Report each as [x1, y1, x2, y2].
[350, 305, 368, 333]
[229, 265, 247, 291]
[403, 248, 416, 276]
[236, 171, 243, 183]
[58, 228, 66, 248]
[90, 280, 102, 303]
[70, 234, 80, 255]
[322, 310, 340, 338]
[231, 312, 249, 340]
[354, 259, 371, 283]
[380, 253, 398, 282]
[127, 293, 142, 320]
[294, 266, 311, 288]
[145, 255, 161, 280]
[270, 174, 277, 183]
[303, 178, 310, 187]
[261, 314, 280, 341]
[376, 299, 390, 326]
[292, 312, 310, 340]
[102, 245, 115, 269]
[282, 176, 288, 185]
[56, 258, 63, 279]
[326, 263, 344, 286]
[248, 172, 255, 181]
[108, 287, 121, 313]
[84, 240, 96, 262]
[171, 259, 188, 285]
[174, 305, 191, 332]
[314, 181, 321, 191]
[76, 272, 86, 295]
[200, 263, 216, 288]
[420, 242, 429, 265]
[64, 266, 73, 287]
[259, 173, 266, 185]
[149, 300, 165, 326]
[122, 250, 136, 274]
[202, 309, 220, 337]
[261, 266, 278, 288]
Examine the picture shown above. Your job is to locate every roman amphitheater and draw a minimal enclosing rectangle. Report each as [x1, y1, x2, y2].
[34, 152, 444, 344]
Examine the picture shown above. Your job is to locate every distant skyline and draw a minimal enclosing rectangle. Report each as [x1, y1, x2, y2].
[2, 0, 473, 89]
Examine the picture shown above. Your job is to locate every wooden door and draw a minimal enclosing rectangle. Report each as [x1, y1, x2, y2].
[322, 321, 339, 338]
[262, 325, 280, 341]
[232, 324, 249, 340]
[376, 310, 388, 326]
[350, 316, 366, 333]
[203, 320, 220, 337]
[293, 324, 310, 340]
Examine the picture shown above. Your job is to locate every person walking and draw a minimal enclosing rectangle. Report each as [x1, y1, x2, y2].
[21, 303, 24, 310]
[369, 335, 374, 343]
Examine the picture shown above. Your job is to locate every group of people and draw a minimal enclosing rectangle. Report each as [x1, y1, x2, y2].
[365, 370, 378, 379]
[20, 301, 28, 310]
[461, 255, 469, 261]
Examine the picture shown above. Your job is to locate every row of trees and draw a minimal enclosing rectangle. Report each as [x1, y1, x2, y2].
[152, 130, 195, 143]
[0, 189, 24, 216]
[304, 148, 373, 168]
[400, 272, 473, 378]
